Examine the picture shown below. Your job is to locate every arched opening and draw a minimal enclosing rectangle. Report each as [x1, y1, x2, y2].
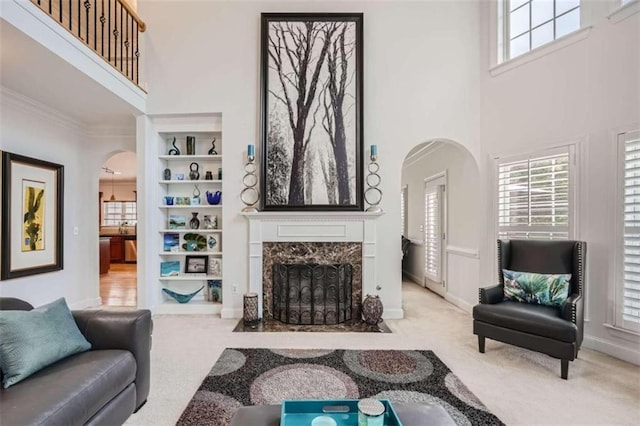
[99, 151, 138, 307]
[400, 139, 482, 309]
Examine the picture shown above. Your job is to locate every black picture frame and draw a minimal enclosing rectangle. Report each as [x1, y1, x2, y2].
[260, 12, 364, 211]
[185, 255, 208, 274]
[1, 151, 64, 280]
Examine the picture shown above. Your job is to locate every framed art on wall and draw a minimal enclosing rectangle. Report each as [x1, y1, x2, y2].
[1, 151, 64, 280]
[260, 13, 364, 211]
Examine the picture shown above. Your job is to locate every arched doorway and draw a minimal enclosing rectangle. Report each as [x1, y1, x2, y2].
[99, 152, 137, 307]
[400, 139, 482, 309]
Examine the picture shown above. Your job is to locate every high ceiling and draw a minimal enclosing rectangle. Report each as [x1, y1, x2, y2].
[0, 20, 138, 127]
[102, 152, 137, 181]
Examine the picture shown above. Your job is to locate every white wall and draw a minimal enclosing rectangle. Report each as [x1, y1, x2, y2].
[0, 88, 136, 308]
[139, 0, 483, 318]
[478, 2, 640, 363]
[401, 142, 481, 310]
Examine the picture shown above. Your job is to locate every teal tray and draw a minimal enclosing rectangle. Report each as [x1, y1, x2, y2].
[280, 399, 402, 426]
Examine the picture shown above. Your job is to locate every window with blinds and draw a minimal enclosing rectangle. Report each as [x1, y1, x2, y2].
[497, 149, 571, 240]
[620, 130, 640, 329]
[103, 201, 137, 226]
[424, 184, 442, 282]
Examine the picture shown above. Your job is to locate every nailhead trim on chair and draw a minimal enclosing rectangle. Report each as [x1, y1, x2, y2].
[572, 241, 585, 324]
[478, 288, 482, 303]
[497, 240, 503, 284]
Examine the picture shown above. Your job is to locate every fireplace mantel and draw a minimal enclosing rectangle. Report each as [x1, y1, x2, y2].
[241, 211, 384, 318]
[241, 211, 384, 221]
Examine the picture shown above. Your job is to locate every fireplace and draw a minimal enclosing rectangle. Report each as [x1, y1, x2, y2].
[273, 263, 353, 325]
[262, 242, 362, 320]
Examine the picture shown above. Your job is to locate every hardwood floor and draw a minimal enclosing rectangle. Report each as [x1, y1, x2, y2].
[100, 263, 137, 307]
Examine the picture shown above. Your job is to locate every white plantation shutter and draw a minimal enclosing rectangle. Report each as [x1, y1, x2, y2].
[424, 184, 443, 282]
[498, 149, 571, 240]
[621, 130, 640, 329]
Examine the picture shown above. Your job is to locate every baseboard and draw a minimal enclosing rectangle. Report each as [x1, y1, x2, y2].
[583, 335, 640, 366]
[221, 308, 243, 319]
[444, 293, 473, 313]
[69, 297, 102, 310]
[383, 308, 404, 320]
[402, 270, 423, 286]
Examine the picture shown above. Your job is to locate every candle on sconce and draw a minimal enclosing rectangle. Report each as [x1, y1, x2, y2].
[248, 144, 255, 157]
[370, 144, 378, 157]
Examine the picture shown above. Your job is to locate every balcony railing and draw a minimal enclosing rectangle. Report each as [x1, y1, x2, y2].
[30, 0, 145, 88]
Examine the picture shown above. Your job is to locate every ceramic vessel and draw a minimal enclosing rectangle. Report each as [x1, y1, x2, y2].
[163, 168, 171, 180]
[186, 136, 196, 155]
[162, 287, 203, 304]
[205, 171, 213, 180]
[189, 162, 200, 180]
[207, 235, 218, 251]
[189, 212, 200, 229]
[203, 215, 217, 229]
[362, 294, 383, 325]
[206, 190, 222, 205]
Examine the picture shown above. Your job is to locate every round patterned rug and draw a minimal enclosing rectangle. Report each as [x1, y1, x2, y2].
[176, 348, 503, 425]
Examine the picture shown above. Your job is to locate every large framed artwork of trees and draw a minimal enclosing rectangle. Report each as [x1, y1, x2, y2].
[260, 13, 363, 211]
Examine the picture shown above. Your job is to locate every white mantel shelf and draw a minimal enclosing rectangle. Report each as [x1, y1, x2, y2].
[242, 210, 384, 317]
[241, 211, 385, 220]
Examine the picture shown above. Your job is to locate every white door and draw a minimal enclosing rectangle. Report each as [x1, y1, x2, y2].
[424, 174, 446, 296]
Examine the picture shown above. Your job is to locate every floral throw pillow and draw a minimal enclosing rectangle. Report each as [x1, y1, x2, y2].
[502, 269, 571, 308]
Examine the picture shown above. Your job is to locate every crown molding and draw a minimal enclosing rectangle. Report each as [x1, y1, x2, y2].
[87, 125, 136, 138]
[1, 86, 87, 133]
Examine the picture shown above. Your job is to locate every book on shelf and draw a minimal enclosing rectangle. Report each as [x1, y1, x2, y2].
[163, 233, 180, 251]
[160, 261, 181, 277]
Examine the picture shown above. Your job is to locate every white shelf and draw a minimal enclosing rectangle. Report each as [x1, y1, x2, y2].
[159, 155, 222, 161]
[159, 205, 222, 209]
[155, 300, 222, 315]
[159, 180, 222, 184]
[160, 229, 222, 233]
[159, 275, 222, 281]
[159, 252, 222, 256]
[156, 118, 224, 317]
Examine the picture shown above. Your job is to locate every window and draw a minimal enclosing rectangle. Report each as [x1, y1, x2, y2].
[424, 177, 445, 283]
[618, 129, 640, 331]
[103, 201, 137, 226]
[506, 0, 581, 59]
[401, 186, 408, 237]
[497, 148, 572, 240]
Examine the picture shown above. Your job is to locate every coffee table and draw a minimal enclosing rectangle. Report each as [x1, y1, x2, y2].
[230, 402, 456, 425]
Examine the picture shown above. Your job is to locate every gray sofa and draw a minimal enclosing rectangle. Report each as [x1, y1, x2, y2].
[0, 297, 152, 425]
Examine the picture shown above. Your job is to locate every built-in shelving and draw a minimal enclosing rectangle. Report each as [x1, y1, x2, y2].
[155, 117, 224, 315]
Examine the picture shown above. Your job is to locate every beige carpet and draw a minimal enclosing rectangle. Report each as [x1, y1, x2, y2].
[126, 281, 640, 425]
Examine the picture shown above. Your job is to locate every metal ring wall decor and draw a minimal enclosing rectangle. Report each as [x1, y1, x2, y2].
[241, 155, 259, 212]
[365, 155, 383, 212]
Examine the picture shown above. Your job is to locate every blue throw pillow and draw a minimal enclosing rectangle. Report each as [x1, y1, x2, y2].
[0, 298, 91, 388]
[503, 269, 571, 308]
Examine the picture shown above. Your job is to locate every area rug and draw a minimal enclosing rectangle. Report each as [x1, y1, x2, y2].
[177, 348, 503, 426]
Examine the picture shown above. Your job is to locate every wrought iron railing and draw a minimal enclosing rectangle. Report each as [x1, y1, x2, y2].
[30, 0, 146, 88]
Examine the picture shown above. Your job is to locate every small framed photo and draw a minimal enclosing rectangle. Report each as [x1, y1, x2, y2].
[209, 257, 222, 277]
[185, 255, 208, 274]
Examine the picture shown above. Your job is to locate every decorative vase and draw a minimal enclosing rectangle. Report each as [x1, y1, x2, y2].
[189, 212, 200, 230]
[168, 137, 180, 155]
[189, 162, 200, 180]
[207, 235, 218, 251]
[362, 294, 383, 325]
[206, 190, 222, 205]
[186, 136, 196, 155]
[162, 287, 203, 304]
[163, 168, 171, 180]
[205, 171, 213, 180]
[208, 138, 218, 155]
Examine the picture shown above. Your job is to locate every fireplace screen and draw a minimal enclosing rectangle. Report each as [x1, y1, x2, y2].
[272, 263, 353, 325]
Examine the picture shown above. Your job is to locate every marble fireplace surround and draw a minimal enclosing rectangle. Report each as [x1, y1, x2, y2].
[242, 212, 383, 319]
[263, 242, 362, 320]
